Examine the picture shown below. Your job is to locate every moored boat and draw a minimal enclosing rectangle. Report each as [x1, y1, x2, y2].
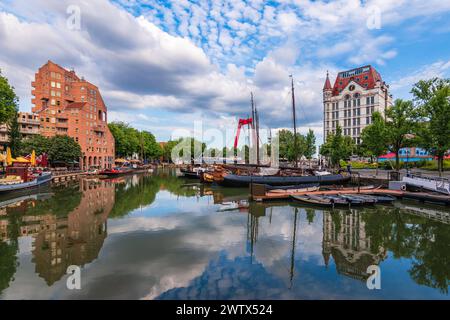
[402, 173, 450, 195]
[291, 195, 337, 207]
[0, 166, 52, 193]
[100, 167, 134, 177]
[222, 173, 350, 187]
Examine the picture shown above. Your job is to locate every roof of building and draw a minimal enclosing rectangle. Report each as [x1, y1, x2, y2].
[65, 102, 86, 109]
[323, 71, 332, 90]
[331, 65, 382, 96]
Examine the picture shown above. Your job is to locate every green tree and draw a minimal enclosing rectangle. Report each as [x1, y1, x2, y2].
[304, 129, 316, 159]
[162, 139, 182, 162]
[141, 131, 162, 161]
[47, 135, 82, 164]
[108, 122, 139, 157]
[320, 124, 354, 168]
[276, 129, 307, 162]
[20, 134, 51, 155]
[411, 78, 450, 176]
[277, 129, 293, 161]
[385, 99, 416, 171]
[360, 112, 388, 175]
[7, 112, 21, 157]
[0, 70, 18, 124]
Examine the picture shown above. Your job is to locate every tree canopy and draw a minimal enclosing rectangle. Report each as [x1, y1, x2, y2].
[360, 111, 388, 173]
[0, 70, 18, 124]
[320, 124, 354, 167]
[47, 135, 82, 164]
[108, 122, 162, 160]
[276, 129, 316, 162]
[411, 78, 450, 175]
[384, 99, 417, 170]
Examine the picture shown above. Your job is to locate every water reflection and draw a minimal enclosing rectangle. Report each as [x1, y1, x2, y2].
[0, 169, 449, 299]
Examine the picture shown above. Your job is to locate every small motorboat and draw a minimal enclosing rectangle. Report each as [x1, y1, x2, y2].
[100, 167, 133, 177]
[291, 195, 334, 207]
[265, 183, 320, 191]
[291, 194, 350, 207]
[338, 194, 366, 205]
[268, 185, 320, 194]
[342, 194, 377, 204]
[321, 195, 350, 206]
[370, 194, 397, 203]
[0, 166, 52, 193]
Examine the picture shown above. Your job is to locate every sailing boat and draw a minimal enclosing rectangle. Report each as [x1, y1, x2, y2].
[220, 79, 350, 187]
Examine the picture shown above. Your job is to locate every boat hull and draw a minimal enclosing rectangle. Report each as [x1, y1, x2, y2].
[221, 173, 350, 187]
[0, 172, 53, 193]
[100, 169, 133, 177]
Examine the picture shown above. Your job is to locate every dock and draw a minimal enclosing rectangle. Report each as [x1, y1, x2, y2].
[251, 186, 450, 205]
[51, 172, 87, 184]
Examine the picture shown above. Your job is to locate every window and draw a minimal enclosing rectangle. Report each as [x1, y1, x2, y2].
[51, 81, 56, 88]
[51, 90, 56, 96]
[51, 99, 56, 106]
[371, 96, 375, 104]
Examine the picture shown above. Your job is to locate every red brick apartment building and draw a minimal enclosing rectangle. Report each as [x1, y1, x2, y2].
[31, 61, 115, 169]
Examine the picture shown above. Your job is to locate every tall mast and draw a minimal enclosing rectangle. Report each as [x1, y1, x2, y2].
[251, 92, 255, 127]
[255, 101, 260, 166]
[290, 75, 298, 167]
[250, 92, 259, 165]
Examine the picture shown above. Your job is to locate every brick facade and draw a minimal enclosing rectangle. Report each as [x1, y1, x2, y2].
[32, 61, 115, 169]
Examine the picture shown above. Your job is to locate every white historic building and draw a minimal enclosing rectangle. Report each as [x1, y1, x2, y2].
[323, 65, 392, 144]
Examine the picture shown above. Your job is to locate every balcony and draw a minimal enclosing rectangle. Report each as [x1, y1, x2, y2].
[18, 118, 40, 125]
[56, 122, 68, 128]
[94, 125, 105, 132]
[21, 128, 40, 135]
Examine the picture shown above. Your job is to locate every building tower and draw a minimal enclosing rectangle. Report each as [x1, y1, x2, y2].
[323, 71, 332, 143]
[322, 66, 392, 145]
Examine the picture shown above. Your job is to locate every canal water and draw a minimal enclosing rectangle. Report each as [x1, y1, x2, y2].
[0, 169, 449, 299]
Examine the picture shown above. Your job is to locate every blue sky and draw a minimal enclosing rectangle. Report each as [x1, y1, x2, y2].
[0, 0, 450, 148]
